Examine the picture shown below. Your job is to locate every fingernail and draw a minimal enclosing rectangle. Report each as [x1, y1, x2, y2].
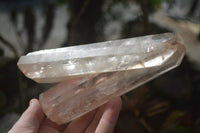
[29, 99, 34, 106]
[110, 97, 122, 109]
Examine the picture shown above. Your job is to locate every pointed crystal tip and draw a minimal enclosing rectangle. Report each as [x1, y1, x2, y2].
[17, 33, 185, 83]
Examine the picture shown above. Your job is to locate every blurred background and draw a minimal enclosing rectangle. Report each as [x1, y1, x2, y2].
[0, 0, 200, 132]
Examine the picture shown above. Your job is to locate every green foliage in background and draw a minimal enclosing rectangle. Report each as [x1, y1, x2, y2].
[147, 0, 161, 11]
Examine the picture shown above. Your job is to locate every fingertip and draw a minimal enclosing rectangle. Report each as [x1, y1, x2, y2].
[85, 97, 122, 133]
[110, 97, 122, 109]
[95, 97, 122, 133]
[105, 97, 122, 122]
[28, 98, 44, 120]
[29, 98, 40, 107]
[9, 98, 44, 133]
[106, 97, 122, 116]
[28, 98, 44, 122]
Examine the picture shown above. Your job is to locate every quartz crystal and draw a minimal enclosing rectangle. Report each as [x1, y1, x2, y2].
[17, 33, 185, 124]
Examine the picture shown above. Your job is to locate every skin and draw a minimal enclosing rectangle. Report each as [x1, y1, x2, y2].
[8, 97, 122, 133]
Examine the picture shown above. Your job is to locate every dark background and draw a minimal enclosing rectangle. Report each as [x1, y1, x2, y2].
[0, 0, 200, 132]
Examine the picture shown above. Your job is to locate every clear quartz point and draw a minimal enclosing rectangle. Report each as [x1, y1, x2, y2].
[17, 33, 185, 124]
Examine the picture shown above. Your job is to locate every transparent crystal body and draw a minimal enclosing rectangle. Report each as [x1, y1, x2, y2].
[17, 33, 185, 124]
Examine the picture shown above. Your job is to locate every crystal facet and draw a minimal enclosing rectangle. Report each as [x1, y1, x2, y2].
[17, 33, 185, 124]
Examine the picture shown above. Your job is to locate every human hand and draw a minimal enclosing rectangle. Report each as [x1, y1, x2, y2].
[8, 97, 121, 133]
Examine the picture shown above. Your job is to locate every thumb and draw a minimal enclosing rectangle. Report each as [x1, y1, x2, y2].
[8, 99, 44, 133]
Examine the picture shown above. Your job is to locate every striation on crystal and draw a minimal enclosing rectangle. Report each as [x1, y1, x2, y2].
[17, 33, 185, 124]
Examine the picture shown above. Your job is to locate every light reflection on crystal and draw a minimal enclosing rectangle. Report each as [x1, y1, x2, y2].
[147, 43, 154, 52]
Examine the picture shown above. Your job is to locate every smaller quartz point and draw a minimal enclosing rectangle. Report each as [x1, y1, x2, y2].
[17, 33, 185, 124]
